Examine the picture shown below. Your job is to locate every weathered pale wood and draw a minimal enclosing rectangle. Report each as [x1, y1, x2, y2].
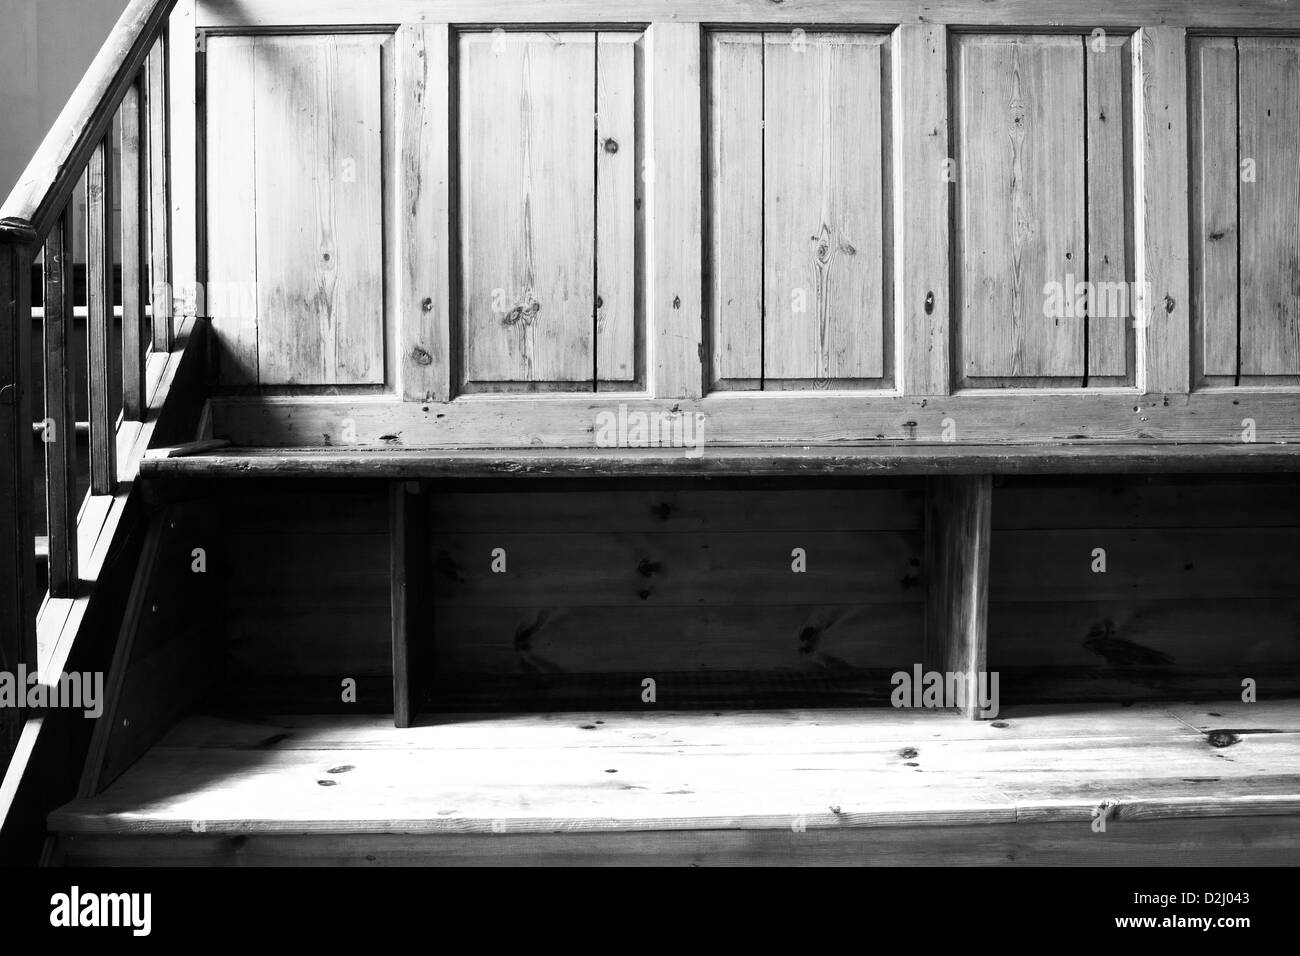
[596, 33, 640, 385]
[0, 0, 177, 244]
[647, 22, 703, 399]
[895, 24, 950, 396]
[924, 476, 991, 719]
[119, 76, 148, 419]
[395, 24, 451, 402]
[1238, 38, 1300, 377]
[41, 206, 79, 597]
[1191, 38, 1240, 379]
[253, 35, 385, 385]
[86, 137, 118, 496]
[956, 35, 1085, 381]
[764, 33, 884, 384]
[1085, 35, 1131, 379]
[707, 33, 762, 389]
[168, 0, 199, 325]
[1137, 27, 1191, 394]
[147, 39, 173, 352]
[204, 36, 258, 384]
[195, 0, 1300, 30]
[459, 32, 596, 388]
[138, 441, 1300, 480]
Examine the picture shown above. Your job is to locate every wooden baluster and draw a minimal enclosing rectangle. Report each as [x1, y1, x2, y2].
[120, 75, 147, 420]
[147, 38, 172, 353]
[0, 236, 37, 691]
[87, 136, 117, 495]
[42, 205, 79, 597]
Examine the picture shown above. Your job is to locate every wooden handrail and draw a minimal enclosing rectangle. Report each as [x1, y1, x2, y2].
[0, 0, 176, 247]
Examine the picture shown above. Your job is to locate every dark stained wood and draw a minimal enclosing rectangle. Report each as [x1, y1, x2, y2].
[119, 75, 148, 420]
[0, 237, 36, 766]
[924, 476, 992, 718]
[42, 205, 79, 597]
[0, 0, 177, 245]
[86, 135, 117, 496]
[140, 442, 1300, 480]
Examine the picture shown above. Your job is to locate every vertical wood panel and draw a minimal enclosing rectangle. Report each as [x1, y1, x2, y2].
[924, 475, 992, 720]
[390, 481, 427, 728]
[595, 33, 640, 385]
[1239, 38, 1300, 377]
[459, 32, 596, 387]
[254, 36, 385, 386]
[43, 206, 78, 597]
[147, 40, 173, 353]
[957, 36, 1085, 380]
[1138, 27, 1191, 394]
[87, 137, 117, 495]
[205, 36, 259, 384]
[120, 76, 148, 418]
[396, 24, 451, 402]
[1192, 38, 1240, 378]
[647, 22, 704, 399]
[763, 33, 884, 382]
[895, 24, 950, 396]
[1085, 36, 1131, 378]
[708, 32, 763, 388]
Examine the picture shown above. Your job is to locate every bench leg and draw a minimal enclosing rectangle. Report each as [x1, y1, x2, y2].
[924, 475, 993, 719]
[390, 480, 429, 728]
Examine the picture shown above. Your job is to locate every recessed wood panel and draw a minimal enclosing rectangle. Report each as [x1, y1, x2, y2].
[956, 35, 1086, 381]
[206, 34, 386, 387]
[1239, 38, 1300, 377]
[708, 31, 889, 390]
[458, 31, 642, 391]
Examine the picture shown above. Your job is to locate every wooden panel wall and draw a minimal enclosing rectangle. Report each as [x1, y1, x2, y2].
[709, 31, 889, 390]
[989, 477, 1300, 703]
[954, 33, 1132, 387]
[216, 488, 393, 711]
[425, 482, 925, 709]
[206, 34, 386, 387]
[458, 31, 642, 392]
[1193, 36, 1300, 384]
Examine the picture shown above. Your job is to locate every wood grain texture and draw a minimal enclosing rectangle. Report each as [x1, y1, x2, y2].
[763, 33, 885, 383]
[86, 136, 118, 496]
[195, 0, 1300, 30]
[957, 35, 1085, 381]
[119, 76, 148, 419]
[390, 481, 428, 727]
[924, 476, 992, 718]
[147, 39, 173, 352]
[253, 35, 385, 385]
[204, 36, 258, 384]
[459, 32, 596, 388]
[41, 206, 79, 597]
[1191, 37, 1240, 379]
[396, 24, 451, 402]
[895, 24, 950, 396]
[47, 703, 1300, 866]
[1238, 38, 1300, 377]
[1086, 35, 1131, 378]
[708, 33, 763, 388]
[1137, 27, 1191, 394]
[647, 22, 703, 399]
[596, 33, 641, 385]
